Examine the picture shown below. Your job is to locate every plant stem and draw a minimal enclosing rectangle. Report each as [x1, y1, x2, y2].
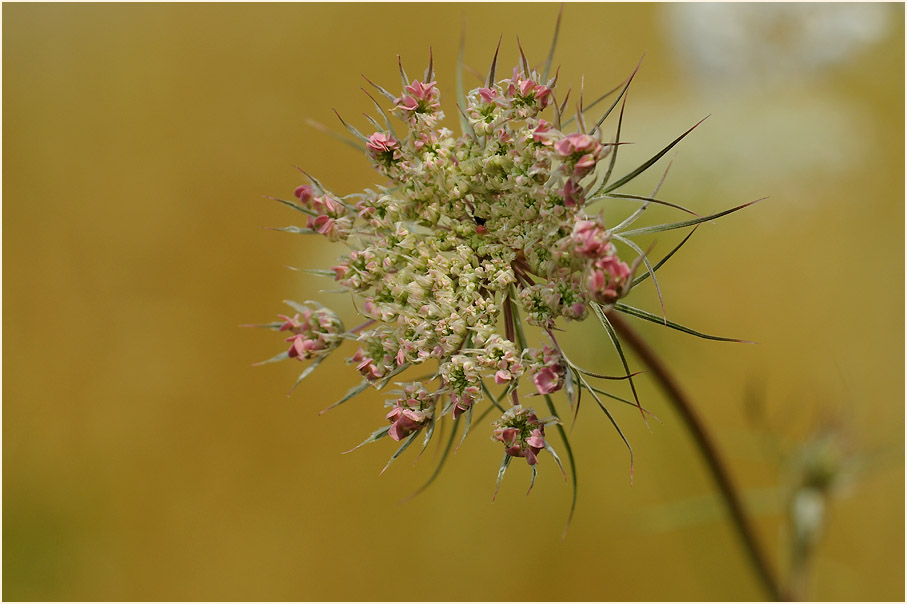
[605, 310, 785, 602]
[502, 294, 520, 407]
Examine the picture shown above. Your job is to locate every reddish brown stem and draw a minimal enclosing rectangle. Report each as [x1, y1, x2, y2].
[511, 260, 537, 287]
[606, 310, 785, 602]
[350, 319, 377, 333]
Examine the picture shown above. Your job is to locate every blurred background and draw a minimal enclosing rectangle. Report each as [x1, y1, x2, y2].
[3, 3, 903, 601]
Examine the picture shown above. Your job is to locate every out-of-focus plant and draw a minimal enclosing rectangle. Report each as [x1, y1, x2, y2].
[785, 425, 858, 601]
[250, 8, 781, 599]
[634, 387, 868, 601]
[744, 389, 865, 601]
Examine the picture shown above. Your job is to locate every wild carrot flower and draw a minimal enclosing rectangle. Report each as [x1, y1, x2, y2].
[492, 405, 550, 464]
[254, 17, 756, 516]
[278, 307, 343, 360]
[527, 345, 567, 395]
[386, 383, 434, 441]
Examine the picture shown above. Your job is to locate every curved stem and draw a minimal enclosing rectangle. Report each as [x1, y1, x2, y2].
[605, 310, 785, 602]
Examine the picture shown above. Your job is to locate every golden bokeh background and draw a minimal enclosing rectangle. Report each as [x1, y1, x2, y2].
[4, 3, 903, 601]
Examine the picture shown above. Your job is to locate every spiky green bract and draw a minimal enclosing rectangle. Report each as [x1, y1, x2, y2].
[493, 454, 513, 501]
[545, 393, 578, 540]
[344, 425, 391, 454]
[379, 430, 421, 476]
[602, 116, 708, 194]
[306, 118, 366, 153]
[630, 226, 699, 288]
[319, 380, 369, 416]
[615, 303, 752, 343]
[617, 198, 765, 238]
[399, 416, 461, 503]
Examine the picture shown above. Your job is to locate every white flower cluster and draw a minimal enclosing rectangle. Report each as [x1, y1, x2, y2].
[263, 49, 669, 488]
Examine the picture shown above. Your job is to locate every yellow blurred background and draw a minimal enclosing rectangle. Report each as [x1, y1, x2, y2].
[3, 3, 903, 601]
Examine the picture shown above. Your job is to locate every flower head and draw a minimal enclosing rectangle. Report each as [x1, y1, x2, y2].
[394, 80, 442, 128]
[276, 306, 343, 361]
[492, 405, 548, 465]
[366, 132, 402, 168]
[386, 383, 434, 441]
[257, 33, 743, 505]
[503, 68, 553, 116]
[267, 51, 640, 481]
[527, 345, 567, 395]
